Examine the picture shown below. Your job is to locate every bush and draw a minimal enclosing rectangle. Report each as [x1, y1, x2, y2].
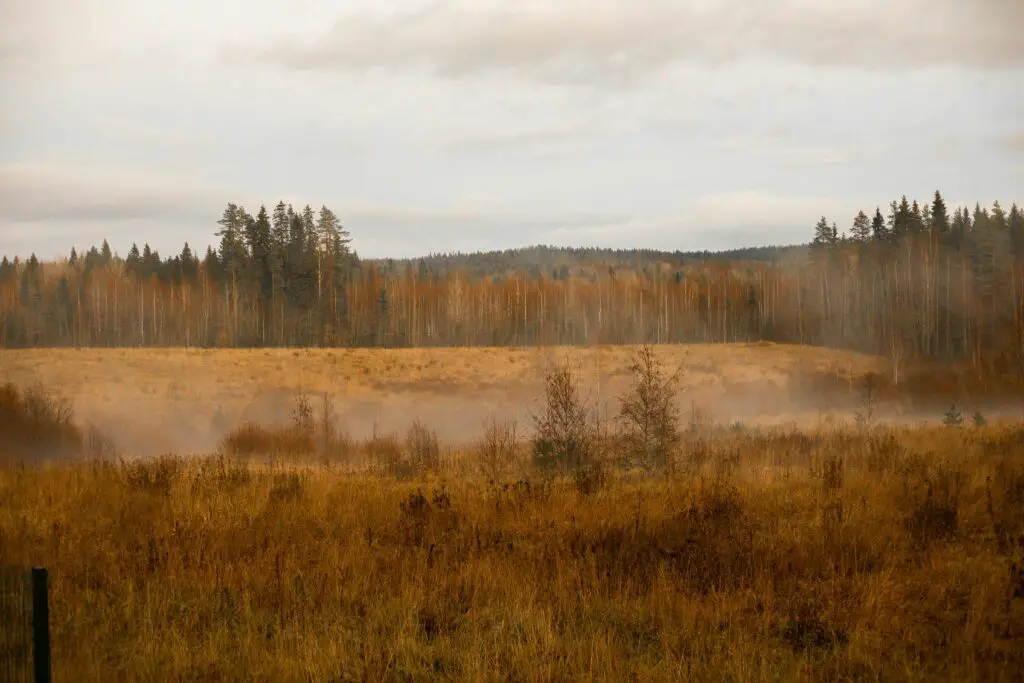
[531, 359, 596, 474]
[406, 419, 441, 474]
[477, 417, 520, 483]
[0, 382, 84, 463]
[617, 345, 682, 474]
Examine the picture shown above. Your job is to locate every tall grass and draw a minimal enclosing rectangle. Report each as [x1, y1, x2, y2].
[2, 419, 1023, 681]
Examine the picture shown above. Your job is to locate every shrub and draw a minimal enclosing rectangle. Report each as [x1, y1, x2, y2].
[531, 359, 595, 474]
[477, 417, 520, 483]
[617, 345, 682, 475]
[406, 419, 441, 475]
[0, 382, 84, 463]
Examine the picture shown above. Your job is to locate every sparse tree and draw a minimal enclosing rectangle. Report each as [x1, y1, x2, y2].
[617, 345, 682, 474]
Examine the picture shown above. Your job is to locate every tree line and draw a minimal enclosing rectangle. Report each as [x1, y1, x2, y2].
[1, 191, 1022, 380]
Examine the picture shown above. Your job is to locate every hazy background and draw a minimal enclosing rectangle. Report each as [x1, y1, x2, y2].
[2, 0, 1022, 260]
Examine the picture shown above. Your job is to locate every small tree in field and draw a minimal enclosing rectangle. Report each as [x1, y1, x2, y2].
[618, 345, 682, 474]
[477, 416, 519, 483]
[943, 404, 964, 428]
[531, 359, 595, 474]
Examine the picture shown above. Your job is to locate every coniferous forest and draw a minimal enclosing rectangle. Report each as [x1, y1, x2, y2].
[2, 192, 1023, 378]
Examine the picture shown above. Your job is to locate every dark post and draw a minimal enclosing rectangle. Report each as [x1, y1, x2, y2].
[31, 568, 50, 683]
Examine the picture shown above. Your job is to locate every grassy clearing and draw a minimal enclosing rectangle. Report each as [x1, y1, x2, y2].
[2, 347, 1023, 681]
[2, 416, 1024, 680]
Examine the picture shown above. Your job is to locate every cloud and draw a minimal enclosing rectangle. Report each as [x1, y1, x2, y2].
[0, 162, 227, 223]
[720, 132, 887, 167]
[438, 121, 606, 159]
[1001, 132, 1024, 155]
[237, 0, 1024, 84]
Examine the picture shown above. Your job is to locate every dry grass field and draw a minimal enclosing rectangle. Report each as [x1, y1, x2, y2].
[0, 343, 892, 455]
[2, 344, 1024, 681]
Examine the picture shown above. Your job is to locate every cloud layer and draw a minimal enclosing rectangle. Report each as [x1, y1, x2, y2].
[244, 0, 1024, 84]
[1, 0, 1022, 260]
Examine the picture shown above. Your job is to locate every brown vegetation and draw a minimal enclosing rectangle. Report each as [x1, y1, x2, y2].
[5, 342, 1020, 459]
[2, 356, 1024, 681]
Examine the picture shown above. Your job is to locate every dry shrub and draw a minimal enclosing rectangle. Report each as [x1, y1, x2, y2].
[123, 455, 181, 497]
[267, 471, 304, 504]
[194, 453, 252, 492]
[865, 431, 903, 473]
[0, 381, 83, 463]
[617, 344, 682, 474]
[398, 486, 457, 548]
[5, 407, 1024, 681]
[905, 463, 966, 548]
[406, 419, 441, 474]
[364, 430, 410, 478]
[219, 422, 315, 458]
[530, 359, 597, 475]
[476, 417, 520, 483]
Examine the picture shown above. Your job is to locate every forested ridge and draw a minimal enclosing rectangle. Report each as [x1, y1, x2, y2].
[2, 192, 1023, 379]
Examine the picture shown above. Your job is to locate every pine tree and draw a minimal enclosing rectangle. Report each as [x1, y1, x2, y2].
[910, 199, 924, 234]
[287, 209, 315, 309]
[930, 190, 949, 234]
[203, 246, 220, 281]
[1009, 204, 1023, 259]
[141, 244, 154, 279]
[216, 203, 248, 281]
[125, 243, 141, 277]
[180, 243, 198, 283]
[270, 201, 290, 308]
[19, 254, 42, 308]
[246, 205, 273, 300]
[891, 196, 911, 239]
[951, 207, 966, 249]
[812, 216, 835, 248]
[871, 207, 888, 243]
[100, 239, 113, 267]
[0, 256, 12, 285]
[851, 210, 871, 243]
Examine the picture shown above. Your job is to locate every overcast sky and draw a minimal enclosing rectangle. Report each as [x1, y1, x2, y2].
[1, 0, 1022, 261]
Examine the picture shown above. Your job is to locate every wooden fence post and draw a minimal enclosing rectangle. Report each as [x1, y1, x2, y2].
[31, 568, 50, 683]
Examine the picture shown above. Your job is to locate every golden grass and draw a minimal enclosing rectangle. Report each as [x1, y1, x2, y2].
[2, 423, 1024, 681]
[0, 343, 886, 454]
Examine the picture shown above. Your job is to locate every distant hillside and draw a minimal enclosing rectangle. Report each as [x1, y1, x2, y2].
[368, 243, 809, 278]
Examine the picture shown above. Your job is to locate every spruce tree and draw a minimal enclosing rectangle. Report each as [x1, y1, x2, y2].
[125, 243, 141, 277]
[893, 195, 911, 238]
[910, 199, 924, 234]
[216, 203, 248, 282]
[871, 207, 888, 243]
[930, 190, 949, 233]
[180, 243, 198, 282]
[246, 205, 273, 300]
[812, 216, 835, 247]
[141, 243, 154, 279]
[851, 210, 871, 243]
[1009, 204, 1023, 259]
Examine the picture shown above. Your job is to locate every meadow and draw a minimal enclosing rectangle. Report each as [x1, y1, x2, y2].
[1, 344, 1023, 681]
[0, 343, 902, 456]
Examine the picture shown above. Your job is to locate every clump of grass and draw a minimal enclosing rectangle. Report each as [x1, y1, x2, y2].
[219, 422, 315, 458]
